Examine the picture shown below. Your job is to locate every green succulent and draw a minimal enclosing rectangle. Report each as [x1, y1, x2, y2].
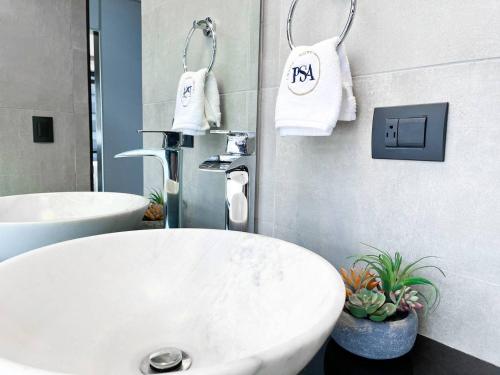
[148, 189, 165, 206]
[352, 244, 445, 313]
[346, 288, 397, 322]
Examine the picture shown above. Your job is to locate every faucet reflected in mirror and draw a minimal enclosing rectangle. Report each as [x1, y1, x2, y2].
[115, 131, 193, 229]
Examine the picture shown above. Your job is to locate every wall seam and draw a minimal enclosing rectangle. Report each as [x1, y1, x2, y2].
[354, 56, 500, 79]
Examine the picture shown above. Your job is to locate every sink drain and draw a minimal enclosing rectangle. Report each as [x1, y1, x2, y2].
[140, 348, 192, 374]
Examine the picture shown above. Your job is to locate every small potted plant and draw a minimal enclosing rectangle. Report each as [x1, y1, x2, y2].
[142, 189, 165, 229]
[332, 245, 445, 359]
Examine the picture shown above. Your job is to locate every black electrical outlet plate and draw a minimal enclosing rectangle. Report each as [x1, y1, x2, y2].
[182, 134, 194, 148]
[372, 103, 449, 162]
[32, 116, 54, 143]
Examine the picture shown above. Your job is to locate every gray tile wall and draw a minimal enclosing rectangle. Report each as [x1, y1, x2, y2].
[0, 0, 91, 195]
[142, 0, 260, 228]
[257, 0, 500, 366]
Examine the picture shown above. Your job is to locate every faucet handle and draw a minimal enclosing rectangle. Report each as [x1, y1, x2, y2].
[137, 130, 194, 149]
[210, 131, 255, 155]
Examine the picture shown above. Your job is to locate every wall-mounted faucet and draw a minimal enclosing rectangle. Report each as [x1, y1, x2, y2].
[199, 131, 255, 232]
[115, 131, 193, 229]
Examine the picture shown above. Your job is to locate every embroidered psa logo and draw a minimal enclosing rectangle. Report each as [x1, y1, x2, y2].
[181, 77, 195, 107]
[286, 51, 321, 96]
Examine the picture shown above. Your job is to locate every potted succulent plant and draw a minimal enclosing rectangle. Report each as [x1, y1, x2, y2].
[142, 189, 165, 229]
[332, 245, 445, 360]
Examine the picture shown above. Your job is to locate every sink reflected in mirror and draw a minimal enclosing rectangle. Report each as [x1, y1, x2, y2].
[0, 192, 148, 261]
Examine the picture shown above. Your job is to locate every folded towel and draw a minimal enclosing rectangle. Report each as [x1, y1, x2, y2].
[172, 69, 221, 136]
[275, 37, 356, 136]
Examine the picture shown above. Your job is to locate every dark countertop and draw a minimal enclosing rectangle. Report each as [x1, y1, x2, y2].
[301, 335, 499, 375]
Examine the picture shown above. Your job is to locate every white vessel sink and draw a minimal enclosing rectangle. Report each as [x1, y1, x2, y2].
[0, 229, 345, 375]
[0, 192, 149, 261]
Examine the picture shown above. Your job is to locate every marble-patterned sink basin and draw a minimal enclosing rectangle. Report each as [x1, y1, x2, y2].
[0, 192, 149, 261]
[0, 229, 345, 375]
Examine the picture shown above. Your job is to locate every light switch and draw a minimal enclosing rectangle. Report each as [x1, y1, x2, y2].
[398, 117, 426, 148]
[32, 116, 54, 143]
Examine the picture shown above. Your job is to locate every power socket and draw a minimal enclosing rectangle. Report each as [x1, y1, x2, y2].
[372, 103, 448, 162]
[385, 119, 398, 147]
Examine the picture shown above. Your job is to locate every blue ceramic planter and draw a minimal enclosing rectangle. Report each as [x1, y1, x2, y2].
[331, 310, 418, 360]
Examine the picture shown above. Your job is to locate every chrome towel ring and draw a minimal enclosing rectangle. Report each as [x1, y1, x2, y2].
[287, 0, 356, 50]
[183, 17, 217, 73]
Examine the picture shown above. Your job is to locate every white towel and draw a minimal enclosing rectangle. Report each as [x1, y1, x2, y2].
[338, 43, 357, 121]
[275, 37, 356, 136]
[172, 68, 221, 136]
[205, 71, 222, 128]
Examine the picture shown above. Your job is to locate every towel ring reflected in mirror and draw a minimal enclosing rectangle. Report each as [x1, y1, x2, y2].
[287, 0, 357, 50]
[183, 17, 217, 73]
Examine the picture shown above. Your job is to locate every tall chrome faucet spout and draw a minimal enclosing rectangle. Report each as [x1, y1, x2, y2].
[114, 131, 189, 229]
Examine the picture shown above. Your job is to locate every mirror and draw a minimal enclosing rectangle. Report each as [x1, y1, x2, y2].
[140, 0, 261, 231]
[0, 0, 261, 232]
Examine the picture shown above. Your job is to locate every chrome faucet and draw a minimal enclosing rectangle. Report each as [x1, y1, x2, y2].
[115, 131, 193, 229]
[199, 131, 255, 232]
